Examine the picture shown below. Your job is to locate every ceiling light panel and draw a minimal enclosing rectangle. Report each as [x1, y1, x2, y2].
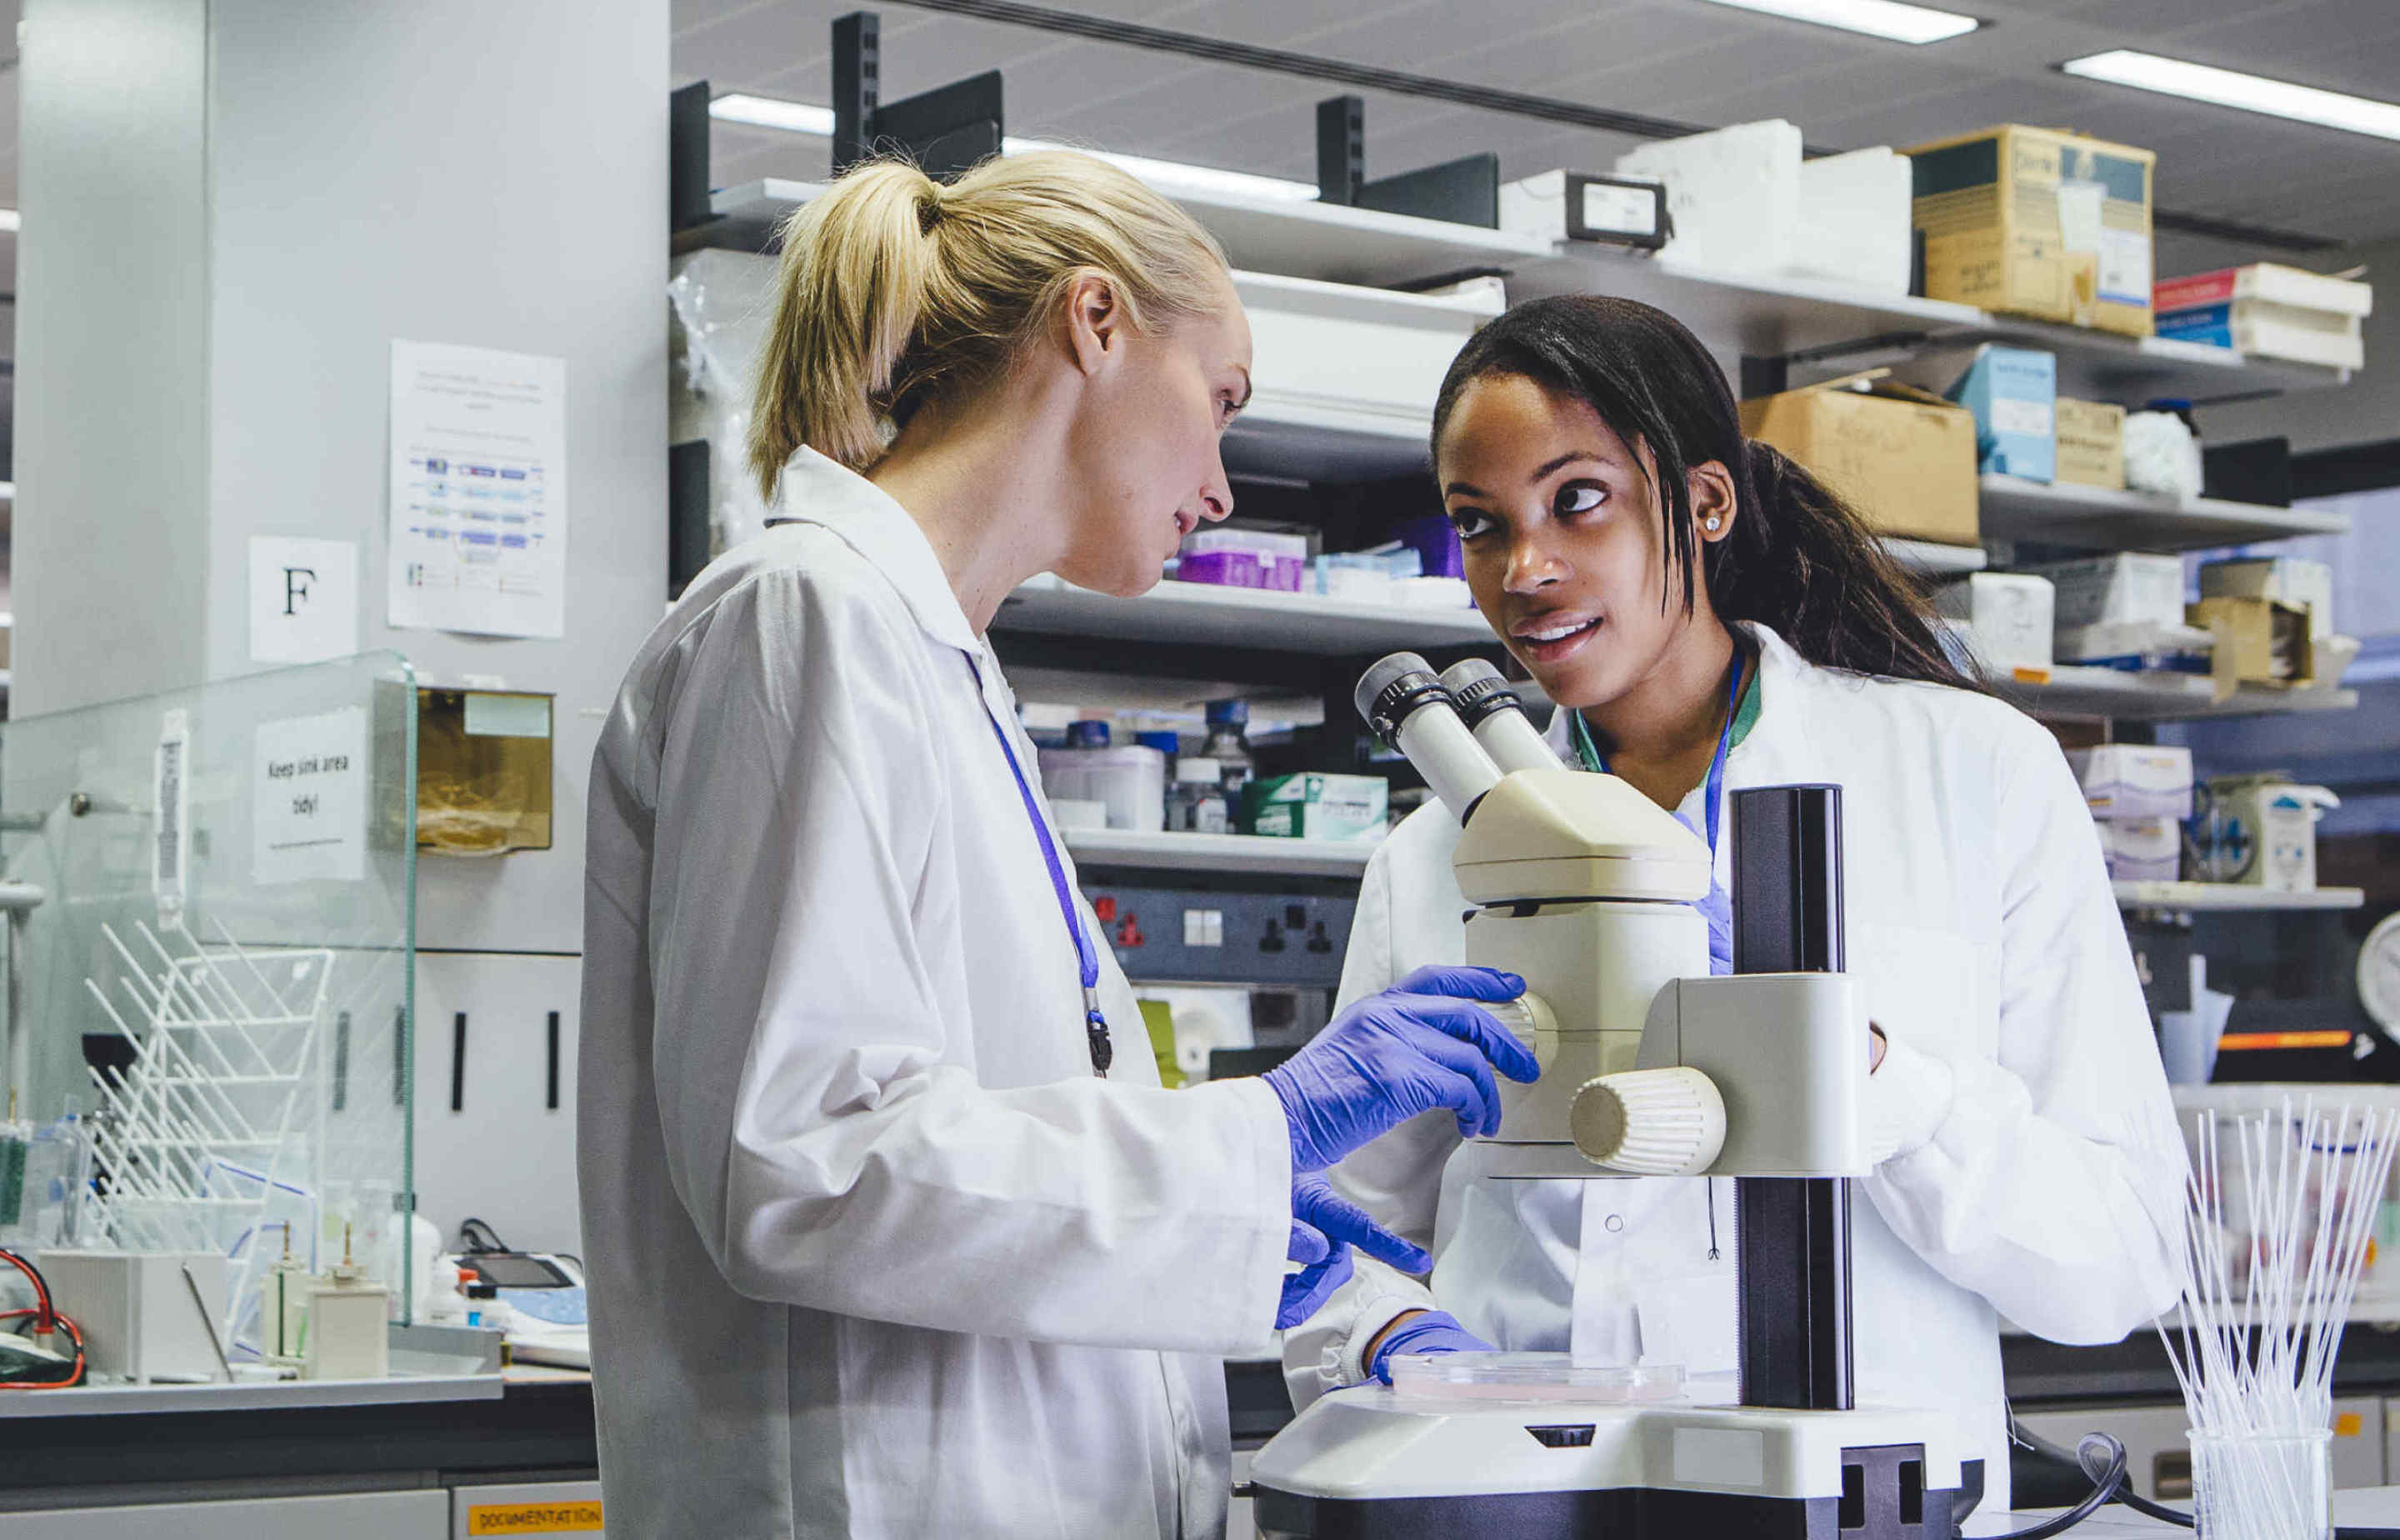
[2062, 50, 2400, 142]
[1688, 0, 1979, 46]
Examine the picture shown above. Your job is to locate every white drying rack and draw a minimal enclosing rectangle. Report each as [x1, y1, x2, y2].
[79, 919, 333, 1331]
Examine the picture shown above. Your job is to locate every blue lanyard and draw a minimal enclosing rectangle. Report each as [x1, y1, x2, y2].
[964, 655, 1112, 1078]
[1573, 650, 1746, 859]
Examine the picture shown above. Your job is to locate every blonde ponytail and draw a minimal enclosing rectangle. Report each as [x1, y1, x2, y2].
[748, 149, 1229, 498]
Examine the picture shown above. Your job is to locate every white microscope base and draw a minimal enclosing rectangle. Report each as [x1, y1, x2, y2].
[1248, 1388, 1979, 1539]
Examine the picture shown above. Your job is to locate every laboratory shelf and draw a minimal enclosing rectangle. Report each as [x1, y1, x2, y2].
[996, 573, 1497, 655]
[692, 181, 2346, 411]
[1978, 474, 2351, 552]
[2114, 881, 2366, 912]
[1509, 249, 1986, 361]
[1987, 663, 2359, 721]
[1062, 827, 1377, 878]
[1885, 538, 1986, 578]
[1930, 318, 2350, 408]
[697, 177, 1550, 289]
[0, 1372, 504, 1419]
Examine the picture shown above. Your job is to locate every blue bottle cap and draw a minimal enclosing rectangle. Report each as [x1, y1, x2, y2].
[1136, 731, 1180, 756]
[1205, 699, 1249, 727]
[1066, 720, 1112, 748]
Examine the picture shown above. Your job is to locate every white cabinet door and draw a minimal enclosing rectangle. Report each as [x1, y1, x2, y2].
[2, 1491, 447, 1540]
[412, 952, 584, 1255]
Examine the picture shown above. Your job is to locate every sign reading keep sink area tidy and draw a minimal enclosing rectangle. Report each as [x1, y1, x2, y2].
[252, 706, 369, 885]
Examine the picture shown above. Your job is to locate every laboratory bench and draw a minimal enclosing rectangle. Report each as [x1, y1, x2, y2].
[17, 1344, 2400, 1531]
[0, 1372, 599, 1532]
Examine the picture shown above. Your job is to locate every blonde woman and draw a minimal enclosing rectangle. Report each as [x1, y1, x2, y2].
[578, 152, 1532, 1538]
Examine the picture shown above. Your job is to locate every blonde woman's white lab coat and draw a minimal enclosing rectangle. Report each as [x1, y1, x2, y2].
[580, 449, 1292, 1539]
[1282, 623, 2185, 1523]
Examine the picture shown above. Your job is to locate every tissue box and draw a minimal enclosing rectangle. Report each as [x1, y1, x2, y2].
[1905, 124, 2156, 337]
[2053, 398, 2126, 489]
[2065, 745, 2193, 822]
[1244, 773, 1388, 843]
[1945, 346, 2057, 481]
[2200, 557, 2333, 639]
[1933, 572, 2055, 673]
[2024, 553, 2186, 631]
[2095, 817, 2181, 882]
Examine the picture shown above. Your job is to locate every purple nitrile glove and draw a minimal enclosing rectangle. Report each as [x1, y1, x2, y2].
[1370, 1309, 1494, 1385]
[1294, 1172, 1432, 1276]
[1277, 1213, 1352, 1330]
[1265, 966, 1538, 1174]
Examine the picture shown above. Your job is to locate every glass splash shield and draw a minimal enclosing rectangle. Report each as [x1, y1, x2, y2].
[0, 652, 418, 1354]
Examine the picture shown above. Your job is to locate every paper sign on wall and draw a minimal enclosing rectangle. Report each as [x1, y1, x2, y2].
[250, 536, 359, 664]
[387, 340, 568, 639]
[253, 707, 368, 886]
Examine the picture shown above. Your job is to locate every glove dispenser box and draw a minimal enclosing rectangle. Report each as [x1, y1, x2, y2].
[417, 688, 555, 857]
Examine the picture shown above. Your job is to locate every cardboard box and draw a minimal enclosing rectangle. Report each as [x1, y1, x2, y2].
[1945, 345, 2057, 481]
[2026, 553, 2186, 631]
[2096, 817, 2181, 883]
[2200, 557, 2333, 639]
[1906, 124, 2156, 338]
[1244, 773, 1388, 844]
[1738, 371, 1979, 545]
[1934, 572, 2055, 673]
[2053, 398, 2126, 489]
[2065, 744, 2193, 822]
[2189, 596, 2312, 688]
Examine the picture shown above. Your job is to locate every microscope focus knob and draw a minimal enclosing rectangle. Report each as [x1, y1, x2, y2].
[1570, 1068, 1727, 1176]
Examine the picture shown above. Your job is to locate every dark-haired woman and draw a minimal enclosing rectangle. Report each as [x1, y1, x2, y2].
[1282, 297, 2184, 1520]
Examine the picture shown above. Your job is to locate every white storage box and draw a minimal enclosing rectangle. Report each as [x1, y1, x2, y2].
[2024, 553, 2187, 631]
[1616, 120, 1802, 277]
[1791, 148, 1913, 297]
[1230, 269, 1502, 438]
[2065, 745, 2194, 822]
[2054, 620, 2214, 673]
[2200, 556, 2334, 639]
[2095, 817, 2181, 882]
[36, 1249, 229, 1382]
[1933, 572, 2055, 673]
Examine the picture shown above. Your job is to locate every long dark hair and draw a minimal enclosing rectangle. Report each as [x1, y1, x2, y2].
[1431, 295, 1977, 691]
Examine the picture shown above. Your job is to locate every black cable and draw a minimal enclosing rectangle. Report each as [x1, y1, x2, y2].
[457, 1217, 510, 1255]
[1984, 1432, 2129, 1540]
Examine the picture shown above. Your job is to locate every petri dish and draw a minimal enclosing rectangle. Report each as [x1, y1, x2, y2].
[1387, 1352, 1686, 1403]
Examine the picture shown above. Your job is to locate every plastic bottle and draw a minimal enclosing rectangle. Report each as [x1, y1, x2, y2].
[1168, 758, 1232, 834]
[1201, 701, 1256, 804]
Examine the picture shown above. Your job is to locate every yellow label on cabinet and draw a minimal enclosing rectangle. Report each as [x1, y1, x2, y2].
[2337, 1412, 2365, 1438]
[467, 1502, 603, 1534]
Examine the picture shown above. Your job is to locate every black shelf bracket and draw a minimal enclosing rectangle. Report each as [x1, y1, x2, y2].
[832, 11, 1004, 182]
[1314, 94, 1498, 231]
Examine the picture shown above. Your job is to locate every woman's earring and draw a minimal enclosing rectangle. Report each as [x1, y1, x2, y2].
[1704, 516, 1722, 531]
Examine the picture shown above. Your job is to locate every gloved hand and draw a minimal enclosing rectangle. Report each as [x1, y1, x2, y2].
[1266, 966, 1538, 1173]
[1277, 1212, 1353, 1330]
[1369, 1309, 1493, 1384]
[1294, 1172, 1431, 1276]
